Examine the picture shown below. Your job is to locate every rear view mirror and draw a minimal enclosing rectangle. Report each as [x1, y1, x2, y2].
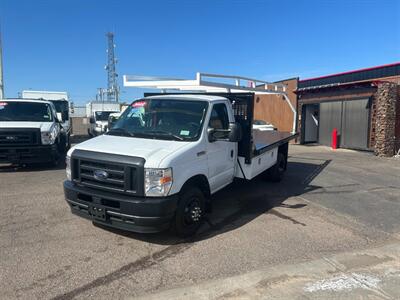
[207, 123, 242, 143]
[56, 112, 63, 122]
[207, 128, 217, 142]
[228, 123, 242, 142]
[89, 117, 95, 124]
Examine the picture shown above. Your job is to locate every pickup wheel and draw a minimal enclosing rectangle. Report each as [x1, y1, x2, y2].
[174, 187, 205, 238]
[265, 152, 286, 182]
[66, 133, 71, 151]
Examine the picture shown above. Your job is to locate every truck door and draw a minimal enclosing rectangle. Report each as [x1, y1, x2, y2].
[207, 102, 236, 192]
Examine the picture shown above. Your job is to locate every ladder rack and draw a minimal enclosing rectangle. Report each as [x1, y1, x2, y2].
[123, 72, 287, 94]
[123, 72, 296, 133]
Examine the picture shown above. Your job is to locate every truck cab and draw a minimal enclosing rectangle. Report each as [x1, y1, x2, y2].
[88, 110, 120, 136]
[64, 94, 295, 236]
[21, 90, 72, 151]
[0, 99, 63, 165]
[86, 101, 121, 136]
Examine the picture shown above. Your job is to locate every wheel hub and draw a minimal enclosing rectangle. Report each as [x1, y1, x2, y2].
[191, 206, 202, 222]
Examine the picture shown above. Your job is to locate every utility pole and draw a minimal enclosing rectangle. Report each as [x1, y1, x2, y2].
[0, 27, 4, 99]
[105, 32, 119, 102]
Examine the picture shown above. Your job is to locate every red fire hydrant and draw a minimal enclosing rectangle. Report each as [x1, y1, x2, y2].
[331, 128, 338, 149]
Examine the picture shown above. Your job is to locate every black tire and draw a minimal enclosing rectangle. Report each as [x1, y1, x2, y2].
[52, 149, 61, 167]
[66, 133, 71, 151]
[174, 187, 205, 238]
[265, 152, 286, 182]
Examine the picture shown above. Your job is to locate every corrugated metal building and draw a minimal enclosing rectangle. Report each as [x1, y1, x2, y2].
[295, 63, 400, 156]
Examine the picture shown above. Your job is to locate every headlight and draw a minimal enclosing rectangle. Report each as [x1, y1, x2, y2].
[66, 155, 71, 181]
[41, 125, 58, 145]
[145, 168, 173, 197]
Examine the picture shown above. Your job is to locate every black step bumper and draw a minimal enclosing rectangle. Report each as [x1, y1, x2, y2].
[0, 145, 58, 164]
[63, 180, 178, 233]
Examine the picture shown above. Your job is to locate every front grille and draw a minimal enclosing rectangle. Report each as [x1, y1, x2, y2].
[0, 129, 40, 147]
[71, 150, 145, 196]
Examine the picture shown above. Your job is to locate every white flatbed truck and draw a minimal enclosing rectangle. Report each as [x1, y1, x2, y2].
[63, 73, 297, 237]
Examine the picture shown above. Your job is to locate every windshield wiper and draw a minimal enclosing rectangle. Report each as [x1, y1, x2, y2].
[147, 130, 184, 141]
[107, 128, 135, 137]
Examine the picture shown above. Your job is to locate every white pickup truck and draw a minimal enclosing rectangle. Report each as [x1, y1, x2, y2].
[22, 91, 72, 150]
[0, 99, 65, 165]
[64, 92, 297, 236]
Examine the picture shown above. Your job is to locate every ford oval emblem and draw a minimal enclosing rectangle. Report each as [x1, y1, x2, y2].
[93, 170, 109, 181]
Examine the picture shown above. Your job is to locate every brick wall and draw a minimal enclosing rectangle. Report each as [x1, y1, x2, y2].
[374, 82, 397, 156]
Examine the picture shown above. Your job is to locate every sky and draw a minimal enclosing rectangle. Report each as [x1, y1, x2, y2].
[0, 0, 399, 105]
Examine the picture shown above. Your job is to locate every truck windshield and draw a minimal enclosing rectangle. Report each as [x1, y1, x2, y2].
[0, 101, 53, 122]
[108, 98, 208, 141]
[95, 111, 117, 121]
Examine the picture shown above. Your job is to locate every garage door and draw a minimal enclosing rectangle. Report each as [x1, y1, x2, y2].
[341, 99, 370, 149]
[319, 101, 342, 146]
[318, 99, 370, 150]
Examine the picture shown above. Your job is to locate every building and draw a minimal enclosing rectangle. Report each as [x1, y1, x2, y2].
[295, 63, 400, 156]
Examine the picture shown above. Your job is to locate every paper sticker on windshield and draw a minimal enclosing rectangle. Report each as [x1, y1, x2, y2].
[0, 102, 8, 109]
[132, 101, 146, 108]
[180, 130, 190, 136]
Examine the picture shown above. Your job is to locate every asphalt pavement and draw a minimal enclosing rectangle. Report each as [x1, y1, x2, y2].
[0, 145, 399, 299]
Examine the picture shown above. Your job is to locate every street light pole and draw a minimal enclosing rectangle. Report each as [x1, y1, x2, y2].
[0, 27, 4, 99]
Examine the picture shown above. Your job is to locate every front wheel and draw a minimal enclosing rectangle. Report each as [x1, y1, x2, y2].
[66, 133, 71, 151]
[174, 187, 205, 238]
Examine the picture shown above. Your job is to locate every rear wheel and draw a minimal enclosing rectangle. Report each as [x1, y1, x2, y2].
[174, 187, 205, 238]
[265, 152, 286, 182]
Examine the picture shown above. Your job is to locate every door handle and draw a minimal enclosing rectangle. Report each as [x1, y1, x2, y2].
[230, 150, 234, 157]
[197, 151, 207, 157]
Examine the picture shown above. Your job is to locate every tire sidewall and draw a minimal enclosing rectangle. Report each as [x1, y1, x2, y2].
[174, 187, 205, 238]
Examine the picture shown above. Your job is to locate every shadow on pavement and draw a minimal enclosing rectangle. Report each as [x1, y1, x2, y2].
[0, 153, 68, 172]
[96, 158, 331, 245]
[0, 135, 90, 173]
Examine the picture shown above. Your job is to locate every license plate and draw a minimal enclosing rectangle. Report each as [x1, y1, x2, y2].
[89, 205, 107, 221]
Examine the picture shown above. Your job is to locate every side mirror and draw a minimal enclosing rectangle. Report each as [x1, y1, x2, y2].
[207, 123, 242, 143]
[89, 117, 95, 124]
[228, 123, 242, 142]
[207, 128, 216, 142]
[56, 112, 63, 123]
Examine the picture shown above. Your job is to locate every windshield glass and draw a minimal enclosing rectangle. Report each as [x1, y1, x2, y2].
[108, 98, 208, 141]
[95, 111, 118, 121]
[51, 100, 69, 120]
[0, 101, 53, 122]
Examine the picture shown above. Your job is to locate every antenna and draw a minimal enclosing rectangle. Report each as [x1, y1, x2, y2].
[105, 32, 119, 102]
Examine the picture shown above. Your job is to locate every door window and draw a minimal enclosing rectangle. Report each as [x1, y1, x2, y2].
[209, 103, 229, 139]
